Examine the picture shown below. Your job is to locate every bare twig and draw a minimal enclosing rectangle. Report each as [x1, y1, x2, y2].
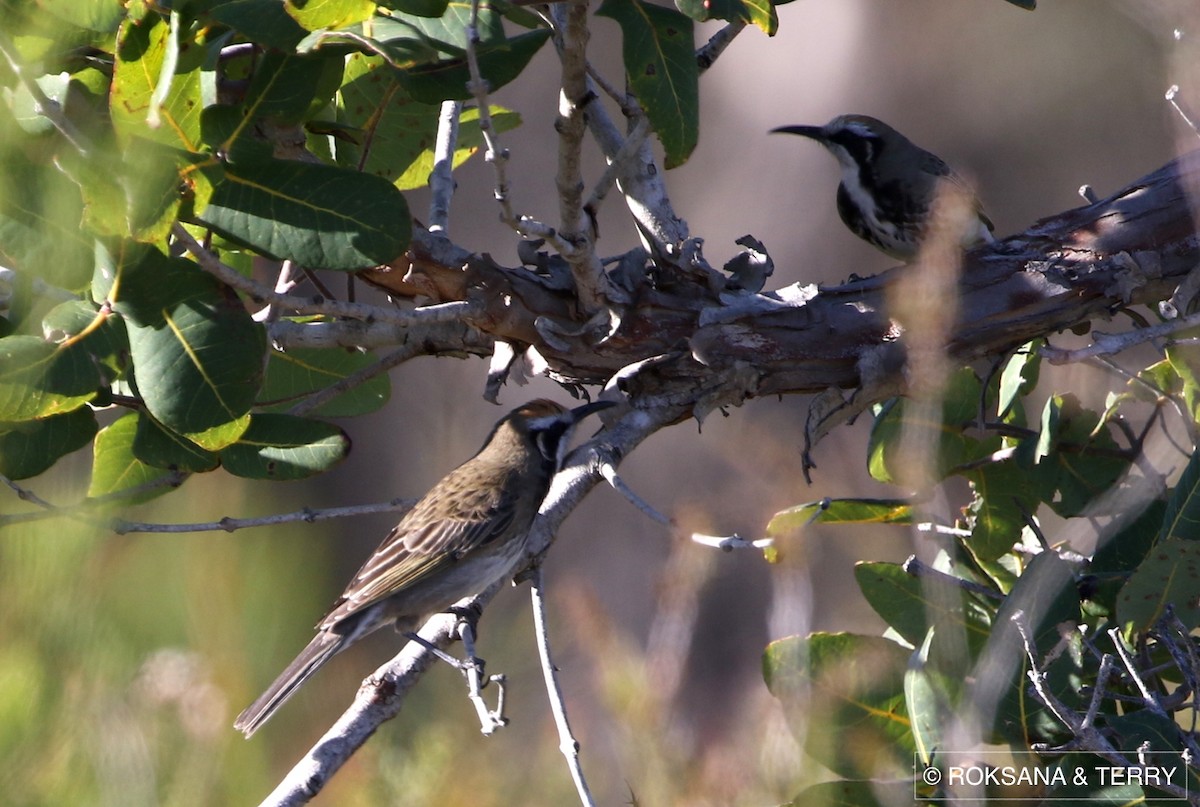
[901, 555, 1004, 601]
[458, 619, 508, 734]
[1166, 85, 1200, 138]
[1041, 310, 1200, 364]
[253, 260, 300, 324]
[285, 346, 415, 417]
[428, 100, 462, 233]
[696, 21, 746, 73]
[172, 224, 475, 327]
[690, 532, 773, 552]
[110, 497, 415, 535]
[598, 455, 672, 527]
[530, 567, 596, 806]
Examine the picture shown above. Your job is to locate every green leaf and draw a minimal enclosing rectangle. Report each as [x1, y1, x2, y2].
[1100, 712, 1200, 796]
[853, 561, 992, 656]
[1158, 448, 1200, 543]
[904, 630, 947, 766]
[110, 12, 203, 151]
[7, 72, 71, 136]
[1031, 393, 1128, 518]
[0, 335, 100, 420]
[764, 633, 913, 779]
[1086, 500, 1166, 615]
[963, 462, 1039, 561]
[597, 0, 697, 168]
[0, 409, 98, 479]
[40, 300, 128, 382]
[1003, 0, 1035, 8]
[334, 53, 520, 189]
[133, 412, 219, 473]
[970, 551, 1081, 744]
[674, 0, 776, 36]
[285, 0, 377, 30]
[296, 17, 442, 66]
[1116, 537, 1200, 632]
[398, 28, 551, 104]
[398, 0, 506, 51]
[207, 0, 309, 50]
[767, 498, 913, 535]
[114, 247, 265, 450]
[996, 339, 1041, 421]
[261, 347, 390, 417]
[0, 156, 93, 290]
[220, 414, 350, 480]
[378, 0, 450, 17]
[240, 51, 342, 128]
[88, 413, 179, 503]
[191, 158, 411, 269]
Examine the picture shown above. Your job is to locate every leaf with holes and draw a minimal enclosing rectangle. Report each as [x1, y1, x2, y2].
[598, 0, 697, 168]
[1117, 538, 1200, 633]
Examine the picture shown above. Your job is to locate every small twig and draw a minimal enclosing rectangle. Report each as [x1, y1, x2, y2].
[696, 21, 746, 73]
[110, 497, 415, 535]
[901, 555, 1004, 601]
[915, 522, 973, 538]
[530, 567, 596, 807]
[598, 457, 672, 527]
[690, 532, 773, 552]
[458, 619, 508, 735]
[172, 224, 476, 327]
[1042, 310, 1200, 364]
[253, 260, 300, 323]
[1166, 85, 1200, 138]
[286, 346, 415, 417]
[0, 473, 57, 510]
[428, 100, 462, 233]
[583, 115, 651, 218]
[1108, 627, 1167, 716]
[1, 471, 186, 530]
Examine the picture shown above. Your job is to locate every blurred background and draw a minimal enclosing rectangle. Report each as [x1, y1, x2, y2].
[2, 1, 1194, 804]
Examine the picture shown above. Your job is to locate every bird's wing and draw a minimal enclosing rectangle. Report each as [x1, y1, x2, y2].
[317, 483, 517, 629]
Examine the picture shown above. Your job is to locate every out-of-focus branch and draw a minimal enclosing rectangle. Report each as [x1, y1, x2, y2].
[428, 100, 462, 233]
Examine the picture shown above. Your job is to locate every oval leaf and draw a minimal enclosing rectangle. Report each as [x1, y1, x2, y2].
[192, 158, 411, 269]
[220, 414, 350, 480]
[261, 347, 390, 417]
[88, 413, 179, 503]
[0, 408, 98, 480]
[1117, 538, 1200, 633]
[0, 335, 100, 420]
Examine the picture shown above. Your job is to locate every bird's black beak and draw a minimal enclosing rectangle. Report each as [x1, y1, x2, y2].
[569, 399, 617, 423]
[770, 124, 827, 143]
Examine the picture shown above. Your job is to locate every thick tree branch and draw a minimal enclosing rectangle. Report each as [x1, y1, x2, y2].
[363, 152, 1200, 418]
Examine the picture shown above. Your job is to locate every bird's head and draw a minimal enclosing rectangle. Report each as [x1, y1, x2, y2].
[493, 398, 616, 471]
[771, 114, 912, 176]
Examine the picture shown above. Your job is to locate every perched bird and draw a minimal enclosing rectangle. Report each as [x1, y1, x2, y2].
[772, 114, 994, 260]
[234, 398, 614, 737]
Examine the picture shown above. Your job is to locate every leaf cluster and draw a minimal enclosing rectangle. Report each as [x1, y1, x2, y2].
[765, 341, 1200, 804]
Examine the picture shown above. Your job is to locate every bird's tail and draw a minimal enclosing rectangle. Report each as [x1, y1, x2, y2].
[234, 630, 345, 738]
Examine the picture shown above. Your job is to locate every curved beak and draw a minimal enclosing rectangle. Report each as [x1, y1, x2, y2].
[569, 399, 617, 423]
[770, 124, 828, 143]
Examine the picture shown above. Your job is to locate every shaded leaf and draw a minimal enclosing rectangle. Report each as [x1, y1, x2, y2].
[597, 0, 697, 168]
[1116, 538, 1200, 632]
[191, 158, 411, 269]
[787, 780, 914, 807]
[114, 247, 264, 450]
[970, 551, 1081, 744]
[764, 632, 913, 779]
[110, 12, 203, 151]
[207, 1, 309, 50]
[220, 414, 350, 480]
[0, 408, 97, 479]
[674, 0, 776, 36]
[88, 412, 179, 503]
[261, 347, 390, 417]
[0, 335, 100, 420]
[854, 561, 992, 657]
[133, 412, 218, 473]
[398, 28, 551, 104]
[996, 339, 1041, 421]
[1158, 448, 1200, 543]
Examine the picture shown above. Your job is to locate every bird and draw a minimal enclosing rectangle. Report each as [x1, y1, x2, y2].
[771, 114, 994, 260]
[234, 398, 614, 737]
